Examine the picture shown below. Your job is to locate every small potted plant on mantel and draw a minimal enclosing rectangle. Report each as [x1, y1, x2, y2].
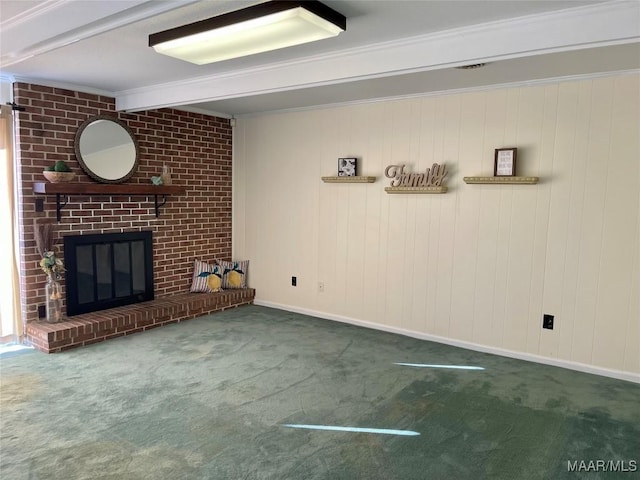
[43, 160, 75, 183]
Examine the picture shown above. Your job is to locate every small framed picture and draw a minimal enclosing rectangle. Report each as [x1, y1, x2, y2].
[338, 157, 357, 176]
[494, 148, 517, 177]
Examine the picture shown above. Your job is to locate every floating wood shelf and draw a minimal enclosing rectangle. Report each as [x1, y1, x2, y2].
[321, 176, 377, 183]
[33, 182, 187, 221]
[463, 176, 539, 185]
[385, 186, 448, 194]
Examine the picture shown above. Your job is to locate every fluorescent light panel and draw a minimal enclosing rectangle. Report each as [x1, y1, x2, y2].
[149, 1, 346, 65]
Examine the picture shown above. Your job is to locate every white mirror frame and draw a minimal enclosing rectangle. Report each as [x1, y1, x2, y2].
[74, 116, 140, 184]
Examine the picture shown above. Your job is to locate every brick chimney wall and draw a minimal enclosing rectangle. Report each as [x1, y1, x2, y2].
[14, 83, 232, 324]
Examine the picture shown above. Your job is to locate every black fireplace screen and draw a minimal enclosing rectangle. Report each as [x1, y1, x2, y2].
[64, 231, 154, 316]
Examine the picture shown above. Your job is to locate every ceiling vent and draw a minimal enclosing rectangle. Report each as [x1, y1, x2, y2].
[455, 63, 488, 70]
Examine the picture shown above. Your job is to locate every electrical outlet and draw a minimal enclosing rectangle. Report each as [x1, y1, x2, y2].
[291, 276, 297, 287]
[318, 281, 325, 292]
[543, 314, 554, 330]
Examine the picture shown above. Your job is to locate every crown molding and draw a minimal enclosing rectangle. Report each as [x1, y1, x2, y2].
[174, 105, 233, 119]
[1, 0, 200, 68]
[8, 75, 237, 118]
[10, 75, 115, 98]
[115, 0, 640, 113]
[0, 0, 67, 30]
[234, 69, 640, 118]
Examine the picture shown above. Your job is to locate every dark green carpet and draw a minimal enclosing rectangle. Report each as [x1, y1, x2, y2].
[1, 305, 638, 479]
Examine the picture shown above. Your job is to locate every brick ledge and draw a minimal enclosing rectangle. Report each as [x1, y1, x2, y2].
[25, 289, 255, 353]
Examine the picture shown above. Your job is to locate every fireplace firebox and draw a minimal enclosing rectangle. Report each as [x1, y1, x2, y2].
[63, 231, 154, 316]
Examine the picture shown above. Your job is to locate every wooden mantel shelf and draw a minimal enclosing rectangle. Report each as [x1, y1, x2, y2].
[33, 182, 186, 221]
[33, 182, 185, 195]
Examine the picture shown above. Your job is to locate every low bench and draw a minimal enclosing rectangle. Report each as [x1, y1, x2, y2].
[25, 288, 256, 353]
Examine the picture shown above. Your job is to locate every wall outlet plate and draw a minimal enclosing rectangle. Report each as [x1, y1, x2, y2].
[291, 276, 297, 287]
[543, 314, 554, 330]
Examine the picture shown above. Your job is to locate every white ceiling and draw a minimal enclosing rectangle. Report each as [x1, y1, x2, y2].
[1, 0, 639, 117]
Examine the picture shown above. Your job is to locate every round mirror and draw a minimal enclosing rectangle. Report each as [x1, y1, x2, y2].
[74, 116, 139, 183]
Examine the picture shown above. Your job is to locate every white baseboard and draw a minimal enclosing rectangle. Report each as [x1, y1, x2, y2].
[253, 300, 640, 384]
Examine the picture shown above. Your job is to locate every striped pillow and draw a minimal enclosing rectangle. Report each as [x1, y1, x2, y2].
[217, 260, 249, 289]
[190, 259, 224, 293]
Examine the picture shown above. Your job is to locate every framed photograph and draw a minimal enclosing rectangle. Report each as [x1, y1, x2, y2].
[494, 148, 517, 177]
[338, 157, 357, 176]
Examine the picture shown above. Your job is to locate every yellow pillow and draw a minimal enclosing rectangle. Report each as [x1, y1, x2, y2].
[217, 260, 248, 289]
[190, 259, 224, 293]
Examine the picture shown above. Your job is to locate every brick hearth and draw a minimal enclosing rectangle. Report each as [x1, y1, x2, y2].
[26, 289, 255, 353]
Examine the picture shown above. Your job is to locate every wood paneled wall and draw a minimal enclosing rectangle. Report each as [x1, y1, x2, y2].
[233, 74, 639, 375]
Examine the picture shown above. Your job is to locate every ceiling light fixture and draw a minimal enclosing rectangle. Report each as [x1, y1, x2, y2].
[149, 0, 346, 65]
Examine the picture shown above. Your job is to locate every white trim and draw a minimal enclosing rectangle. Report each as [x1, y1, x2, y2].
[9, 76, 114, 97]
[12, 69, 640, 118]
[6, 77, 231, 117]
[0, 76, 14, 104]
[173, 105, 233, 119]
[253, 300, 640, 384]
[6, 76, 235, 118]
[0, 0, 66, 30]
[235, 69, 640, 118]
[2, 1, 201, 68]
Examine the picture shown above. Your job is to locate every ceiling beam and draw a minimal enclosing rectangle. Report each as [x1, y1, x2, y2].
[116, 1, 640, 113]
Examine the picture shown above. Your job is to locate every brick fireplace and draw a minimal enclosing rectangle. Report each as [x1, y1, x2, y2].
[63, 230, 155, 316]
[14, 83, 241, 348]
